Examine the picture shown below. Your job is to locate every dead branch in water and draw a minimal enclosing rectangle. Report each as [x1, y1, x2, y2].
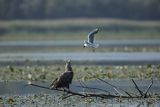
[75, 85, 110, 94]
[28, 82, 119, 98]
[27, 78, 157, 100]
[144, 78, 153, 98]
[29, 82, 88, 97]
[131, 79, 143, 97]
[131, 78, 154, 98]
[96, 77, 133, 97]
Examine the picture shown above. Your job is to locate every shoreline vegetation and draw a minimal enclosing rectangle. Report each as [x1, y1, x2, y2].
[0, 65, 159, 81]
[0, 18, 160, 41]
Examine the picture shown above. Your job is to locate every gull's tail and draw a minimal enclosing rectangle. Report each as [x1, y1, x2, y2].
[93, 43, 99, 48]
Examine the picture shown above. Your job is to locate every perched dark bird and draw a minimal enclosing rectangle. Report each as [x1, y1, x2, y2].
[83, 28, 99, 48]
[50, 60, 73, 90]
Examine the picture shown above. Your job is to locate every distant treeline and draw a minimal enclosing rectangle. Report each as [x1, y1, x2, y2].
[0, 0, 160, 20]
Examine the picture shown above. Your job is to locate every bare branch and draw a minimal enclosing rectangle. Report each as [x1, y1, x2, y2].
[27, 82, 135, 99]
[131, 79, 143, 96]
[26, 80, 158, 99]
[28, 83, 54, 90]
[61, 94, 75, 100]
[75, 85, 110, 94]
[113, 88, 123, 96]
[96, 78, 133, 97]
[78, 80, 87, 92]
[144, 78, 153, 98]
[28, 82, 87, 97]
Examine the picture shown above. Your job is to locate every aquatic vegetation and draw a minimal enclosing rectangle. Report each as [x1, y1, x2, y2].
[0, 94, 159, 107]
[0, 65, 160, 81]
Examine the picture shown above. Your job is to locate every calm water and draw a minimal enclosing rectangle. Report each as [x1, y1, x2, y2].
[1, 80, 160, 95]
[0, 52, 160, 66]
[1, 40, 160, 47]
[0, 80, 160, 107]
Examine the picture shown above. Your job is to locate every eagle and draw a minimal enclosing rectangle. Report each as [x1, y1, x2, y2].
[50, 60, 73, 90]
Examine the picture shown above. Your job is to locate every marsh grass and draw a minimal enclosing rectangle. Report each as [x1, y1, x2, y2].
[0, 65, 159, 81]
[0, 93, 159, 107]
[1, 31, 160, 41]
[0, 18, 160, 41]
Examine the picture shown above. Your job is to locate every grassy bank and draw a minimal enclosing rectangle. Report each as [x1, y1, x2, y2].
[0, 65, 159, 81]
[0, 18, 160, 41]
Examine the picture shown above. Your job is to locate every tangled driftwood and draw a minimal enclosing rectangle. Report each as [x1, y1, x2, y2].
[28, 77, 157, 100]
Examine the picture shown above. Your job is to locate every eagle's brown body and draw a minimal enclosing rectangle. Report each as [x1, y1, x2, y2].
[50, 60, 73, 89]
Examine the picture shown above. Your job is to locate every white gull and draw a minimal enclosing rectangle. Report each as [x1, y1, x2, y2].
[83, 28, 99, 49]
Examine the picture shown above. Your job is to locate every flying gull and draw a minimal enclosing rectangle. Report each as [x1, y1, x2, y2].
[83, 28, 99, 49]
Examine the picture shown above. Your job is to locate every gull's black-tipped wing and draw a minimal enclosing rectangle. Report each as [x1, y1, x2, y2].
[88, 28, 99, 43]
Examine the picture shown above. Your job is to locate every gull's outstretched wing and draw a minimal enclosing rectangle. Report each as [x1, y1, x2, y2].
[88, 28, 99, 43]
